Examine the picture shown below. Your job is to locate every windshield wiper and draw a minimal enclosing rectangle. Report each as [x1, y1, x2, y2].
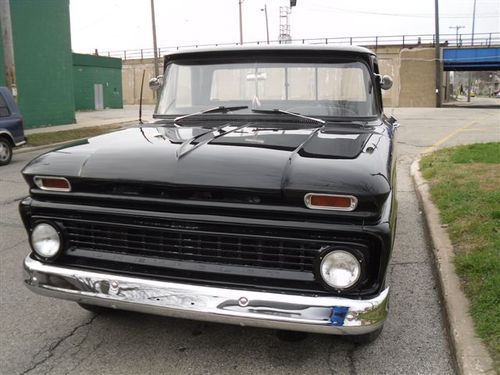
[174, 106, 248, 123]
[251, 108, 325, 125]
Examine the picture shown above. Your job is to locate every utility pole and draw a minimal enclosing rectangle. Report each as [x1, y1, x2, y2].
[239, 0, 244, 45]
[467, 0, 477, 102]
[0, 0, 17, 99]
[261, 5, 269, 44]
[434, 0, 441, 107]
[150, 0, 159, 78]
[279, 6, 292, 43]
[449, 25, 465, 46]
[471, 0, 477, 46]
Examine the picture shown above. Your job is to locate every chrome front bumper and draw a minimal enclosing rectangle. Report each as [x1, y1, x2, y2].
[24, 256, 389, 335]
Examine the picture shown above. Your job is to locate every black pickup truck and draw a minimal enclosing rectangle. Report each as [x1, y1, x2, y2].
[21, 45, 397, 343]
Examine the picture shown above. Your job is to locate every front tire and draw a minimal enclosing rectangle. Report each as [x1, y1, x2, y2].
[77, 302, 115, 314]
[0, 138, 12, 166]
[345, 326, 383, 344]
[275, 330, 309, 342]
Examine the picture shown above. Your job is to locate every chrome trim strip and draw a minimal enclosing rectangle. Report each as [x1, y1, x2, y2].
[33, 176, 71, 192]
[24, 256, 388, 335]
[304, 193, 358, 211]
[15, 139, 27, 147]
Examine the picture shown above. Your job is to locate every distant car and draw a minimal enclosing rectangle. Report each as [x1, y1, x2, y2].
[0, 86, 26, 165]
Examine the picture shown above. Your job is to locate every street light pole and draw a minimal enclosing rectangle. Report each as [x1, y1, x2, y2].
[434, 0, 441, 107]
[0, 0, 17, 99]
[150, 0, 159, 78]
[261, 4, 269, 44]
[467, 0, 477, 102]
[239, 0, 244, 45]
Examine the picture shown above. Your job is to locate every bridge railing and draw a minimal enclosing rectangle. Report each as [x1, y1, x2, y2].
[96, 32, 500, 61]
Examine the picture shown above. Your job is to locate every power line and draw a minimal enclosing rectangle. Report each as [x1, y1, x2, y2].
[307, 4, 498, 19]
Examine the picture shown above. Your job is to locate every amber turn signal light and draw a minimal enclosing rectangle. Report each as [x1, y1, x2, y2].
[304, 193, 357, 211]
[33, 176, 71, 192]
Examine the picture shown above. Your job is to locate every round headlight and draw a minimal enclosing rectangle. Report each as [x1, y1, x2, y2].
[320, 250, 361, 290]
[31, 223, 61, 258]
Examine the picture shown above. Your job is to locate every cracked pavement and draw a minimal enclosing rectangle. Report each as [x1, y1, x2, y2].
[1, 107, 498, 374]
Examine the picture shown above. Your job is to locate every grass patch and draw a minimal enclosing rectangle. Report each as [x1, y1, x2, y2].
[26, 124, 126, 147]
[450, 142, 500, 164]
[420, 142, 500, 367]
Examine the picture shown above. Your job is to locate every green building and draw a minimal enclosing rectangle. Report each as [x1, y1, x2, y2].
[1, 0, 123, 129]
[73, 54, 123, 111]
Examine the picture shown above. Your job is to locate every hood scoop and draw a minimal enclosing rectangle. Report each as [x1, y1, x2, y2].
[299, 132, 370, 159]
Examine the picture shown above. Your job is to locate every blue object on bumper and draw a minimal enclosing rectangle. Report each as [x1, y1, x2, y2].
[330, 306, 350, 326]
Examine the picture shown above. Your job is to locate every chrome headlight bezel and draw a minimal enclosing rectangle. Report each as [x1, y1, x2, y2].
[30, 222, 63, 260]
[315, 247, 365, 292]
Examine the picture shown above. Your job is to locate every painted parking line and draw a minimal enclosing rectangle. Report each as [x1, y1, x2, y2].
[460, 128, 490, 132]
[422, 113, 496, 154]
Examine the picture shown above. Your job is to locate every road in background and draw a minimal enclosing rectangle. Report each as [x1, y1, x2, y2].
[1, 107, 498, 374]
[23, 105, 155, 135]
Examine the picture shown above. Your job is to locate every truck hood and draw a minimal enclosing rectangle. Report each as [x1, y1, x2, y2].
[22, 122, 393, 201]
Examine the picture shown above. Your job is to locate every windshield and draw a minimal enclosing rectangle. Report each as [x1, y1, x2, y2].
[157, 60, 377, 118]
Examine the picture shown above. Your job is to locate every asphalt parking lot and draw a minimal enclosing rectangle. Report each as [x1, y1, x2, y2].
[1, 107, 498, 375]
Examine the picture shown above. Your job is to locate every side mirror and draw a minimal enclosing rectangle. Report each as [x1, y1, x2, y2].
[149, 75, 163, 91]
[387, 116, 399, 128]
[380, 75, 393, 90]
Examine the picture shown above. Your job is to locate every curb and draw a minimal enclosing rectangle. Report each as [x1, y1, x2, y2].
[411, 159, 496, 375]
[24, 119, 137, 136]
[14, 139, 86, 154]
[14, 121, 135, 155]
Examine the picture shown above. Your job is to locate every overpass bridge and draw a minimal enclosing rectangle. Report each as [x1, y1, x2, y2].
[107, 32, 499, 108]
[443, 47, 500, 71]
[101, 32, 500, 60]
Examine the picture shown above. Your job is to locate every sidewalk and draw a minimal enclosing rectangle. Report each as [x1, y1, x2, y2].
[443, 96, 500, 109]
[25, 105, 155, 135]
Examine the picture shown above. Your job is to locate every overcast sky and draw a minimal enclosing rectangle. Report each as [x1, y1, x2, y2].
[70, 0, 500, 54]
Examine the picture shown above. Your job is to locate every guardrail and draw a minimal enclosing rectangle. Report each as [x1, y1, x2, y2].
[95, 32, 500, 60]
